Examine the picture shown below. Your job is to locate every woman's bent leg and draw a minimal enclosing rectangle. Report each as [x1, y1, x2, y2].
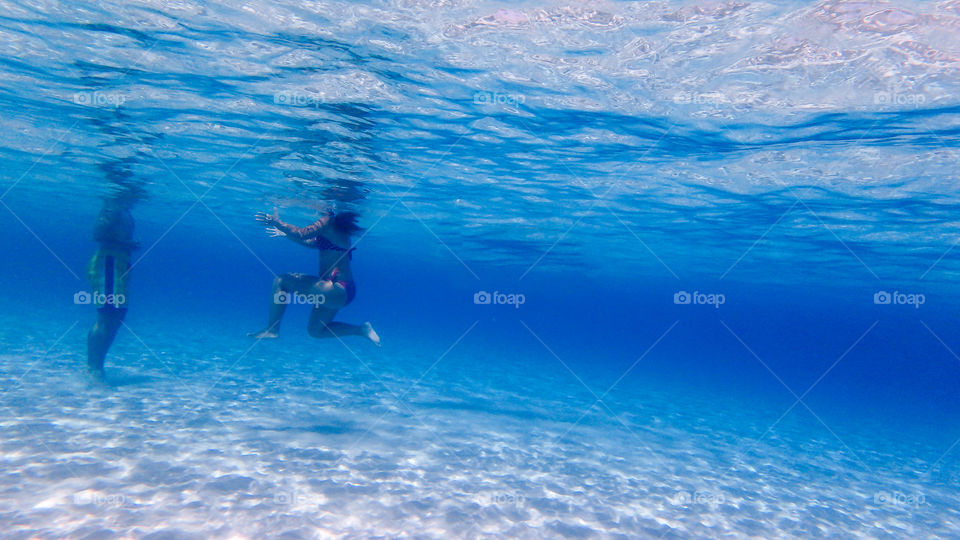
[250, 273, 316, 338]
[308, 307, 380, 346]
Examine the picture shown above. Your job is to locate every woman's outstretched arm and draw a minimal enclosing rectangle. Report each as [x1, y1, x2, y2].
[256, 209, 330, 246]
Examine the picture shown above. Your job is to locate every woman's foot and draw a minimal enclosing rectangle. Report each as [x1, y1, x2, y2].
[248, 330, 279, 339]
[362, 322, 381, 347]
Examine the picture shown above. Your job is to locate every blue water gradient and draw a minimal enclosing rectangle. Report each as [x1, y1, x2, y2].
[2, 0, 960, 537]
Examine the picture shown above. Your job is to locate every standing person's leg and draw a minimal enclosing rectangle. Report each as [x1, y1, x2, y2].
[88, 307, 126, 377]
[86, 251, 129, 377]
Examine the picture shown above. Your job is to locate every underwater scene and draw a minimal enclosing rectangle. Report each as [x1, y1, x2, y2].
[1, 0, 960, 538]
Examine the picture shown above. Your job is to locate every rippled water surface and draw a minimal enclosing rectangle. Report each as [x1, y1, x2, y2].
[2, 0, 960, 538]
[4, 0, 960, 280]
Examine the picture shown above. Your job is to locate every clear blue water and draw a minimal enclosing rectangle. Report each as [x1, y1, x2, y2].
[2, 0, 960, 537]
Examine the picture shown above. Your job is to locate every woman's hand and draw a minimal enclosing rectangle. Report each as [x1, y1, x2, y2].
[255, 208, 279, 225]
[265, 226, 286, 238]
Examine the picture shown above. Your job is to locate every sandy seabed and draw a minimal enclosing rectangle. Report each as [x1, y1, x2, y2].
[0, 314, 956, 539]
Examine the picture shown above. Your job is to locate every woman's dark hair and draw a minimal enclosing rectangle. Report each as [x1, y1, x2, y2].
[331, 211, 362, 236]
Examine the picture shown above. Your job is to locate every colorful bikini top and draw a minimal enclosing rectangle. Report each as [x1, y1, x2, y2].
[311, 234, 355, 258]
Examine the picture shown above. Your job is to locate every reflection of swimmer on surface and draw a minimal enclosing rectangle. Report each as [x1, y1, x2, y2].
[86, 189, 140, 379]
[249, 208, 380, 346]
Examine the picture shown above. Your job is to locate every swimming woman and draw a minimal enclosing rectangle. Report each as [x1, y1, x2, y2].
[250, 208, 380, 345]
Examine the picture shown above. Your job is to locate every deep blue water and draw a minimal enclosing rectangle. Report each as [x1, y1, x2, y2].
[2, 0, 960, 537]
